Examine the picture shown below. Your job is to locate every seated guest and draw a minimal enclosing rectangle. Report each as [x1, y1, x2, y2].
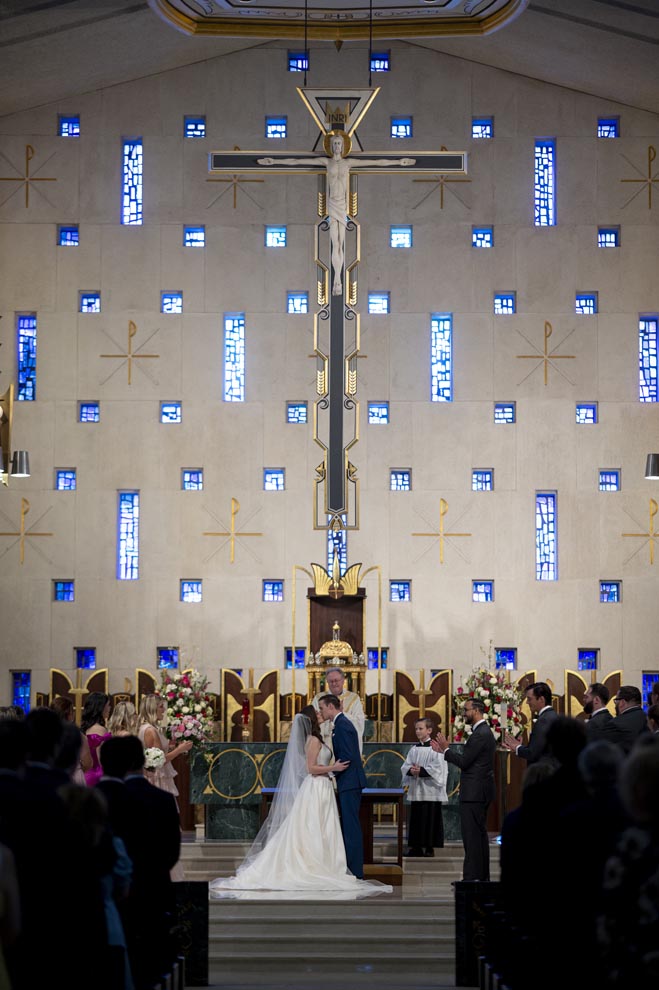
[53, 721, 87, 783]
[24, 707, 67, 792]
[81, 692, 113, 786]
[50, 696, 92, 782]
[606, 685, 649, 753]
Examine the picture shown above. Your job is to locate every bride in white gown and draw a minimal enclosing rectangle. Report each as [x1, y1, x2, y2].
[209, 706, 391, 898]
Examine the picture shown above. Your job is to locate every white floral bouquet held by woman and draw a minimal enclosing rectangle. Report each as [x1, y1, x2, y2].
[144, 747, 166, 771]
[160, 668, 214, 747]
[452, 667, 524, 742]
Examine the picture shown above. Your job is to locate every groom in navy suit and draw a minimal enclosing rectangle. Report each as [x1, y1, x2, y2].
[319, 693, 366, 879]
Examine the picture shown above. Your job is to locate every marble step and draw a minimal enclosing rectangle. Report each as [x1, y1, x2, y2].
[209, 900, 454, 925]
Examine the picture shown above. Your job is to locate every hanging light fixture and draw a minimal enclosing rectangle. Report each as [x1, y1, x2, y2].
[645, 454, 659, 479]
[10, 451, 30, 478]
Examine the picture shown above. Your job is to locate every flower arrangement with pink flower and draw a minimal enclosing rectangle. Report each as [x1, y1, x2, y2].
[452, 666, 524, 742]
[160, 668, 215, 746]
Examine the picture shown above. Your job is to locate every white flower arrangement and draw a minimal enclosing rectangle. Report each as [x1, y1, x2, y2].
[453, 666, 524, 742]
[144, 747, 166, 770]
[160, 668, 214, 747]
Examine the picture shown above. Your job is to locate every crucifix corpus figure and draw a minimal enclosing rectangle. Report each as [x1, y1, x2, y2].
[259, 132, 415, 295]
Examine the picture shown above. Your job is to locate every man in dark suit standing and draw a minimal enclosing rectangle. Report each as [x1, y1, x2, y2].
[605, 685, 649, 753]
[503, 682, 558, 765]
[318, 693, 367, 879]
[431, 698, 496, 882]
[583, 682, 613, 741]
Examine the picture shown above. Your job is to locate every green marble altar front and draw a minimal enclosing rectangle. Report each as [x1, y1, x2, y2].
[191, 742, 464, 841]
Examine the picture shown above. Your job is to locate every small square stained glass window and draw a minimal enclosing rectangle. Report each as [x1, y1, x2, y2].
[390, 580, 411, 602]
[368, 402, 389, 424]
[80, 292, 100, 313]
[58, 225, 79, 246]
[59, 115, 80, 137]
[264, 469, 285, 491]
[472, 581, 494, 603]
[266, 226, 287, 247]
[391, 117, 412, 139]
[263, 580, 284, 602]
[182, 469, 203, 491]
[598, 117, 619, 138]
[370, 52, 390, 72]
[390, 225, 412, 248]
[55, 469, 77, 491]
[161, 292, 183, 314]
[600, 581, 621, 603]
[287, 402, 307, 424]
[576, 293, 598, 315]
[287, 292, 308, 314]
[495, 648, 517, 671]
[288, 51, 308, 72]
[367, 647, 389, 669]
[576, 403, 598, 424]
[76, 647, 96, 670]
[181, 580, 202, 603]
[184, 116, 206, 138]
[368, 292, 390, 314]
[285, 647, 306, 669]
[472, 469, 493, 491]
[494, 292, 516, 315]
[184, 226, 205, 247]
[598, 227, 619, 248]
[390, 470, 411, 491]
[472, 227, 493, 248]
[157, 647, 179, 669]
[161, 402, 182, 424]
[599, 469, 620, 492]
[472, 117, 493, 139]
[53, 580, 74, 602]
[79, 402, 99, 423]
[266, 116, 287, 139]
[578, 648, 599, 671]
[494, 402, 516, 424]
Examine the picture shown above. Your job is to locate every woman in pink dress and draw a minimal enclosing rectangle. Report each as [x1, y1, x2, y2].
[81, 692, 112, 787]
[137, 694, 192, 802]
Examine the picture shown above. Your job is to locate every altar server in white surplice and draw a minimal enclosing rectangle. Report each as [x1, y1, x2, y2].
[313, 668, 365, 754]
[402, 718, 448, 857]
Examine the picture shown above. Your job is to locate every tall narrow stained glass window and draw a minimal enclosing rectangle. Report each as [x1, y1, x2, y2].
[639, 316, 658, 402]
[224, 313, 245, 402]
[431, 313, 452, 402]
[12, 672, 31, 713]
[327, 516, 347, 573]
[17, 314, 37, 401]
[117, 491, 139, 581]
[536, 492, 557, 581]
[534, 139, 556, 226]
[121, 138, 143, 225]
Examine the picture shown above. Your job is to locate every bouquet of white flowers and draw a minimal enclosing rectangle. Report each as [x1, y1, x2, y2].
[161, 668, 214, 747]
[452, 667, 524, 742]
[144, 746, 166, 770]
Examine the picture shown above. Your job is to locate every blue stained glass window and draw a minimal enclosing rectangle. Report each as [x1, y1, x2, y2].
[495, 648, 517, 671]
[390, 225, 412, 248]
[182, 469, 203, 491]
[184, 116, 206, 138]
[287, 292, 308, 314]
[370, 52, 390, 72]
[368, 402, 389, 424]
[576, 403, 598, 424]
[224, 313, 245, 402]
[473, 581, 494, 603]
[327, 515, 347, 573]
[390, 470, 411, 491]
[431, 313, 452, 402]
[121, 138, 143, 225]
[161, 402, 181, 423]
[598, 227, 619, 248]
[639, 317, 658, 402]
[598, 117, 619, 138]
[80, 292, 100, 313]
[473, 227, 493, 248]
[157, 647, 179, 669]
[494, 293, 516, 315]
[56, 469, 77, 491]
[599, 470, 620, 492]
[642, 671, 659, 708]
[536, 492, 557, 581]
[184, 226, 205, 247]
[285, 647, 306, 669]
[534, 139, 556, 226]
[17, 314, 37, 402]
[494, 402, 516, 424]
[391, 117, 412, 139]
[79, 402, 99, 422]
[59, 115, 80, 137]
[472, 118, 493, 139]
[264, 469, 285, 491]
[367, 648, 389, 670]
[58, 225, 79, 246]
[600, 581, 621, 603]
[117, 491, 139, 581]
[472, 470, 493, 491]
[181, 580, 202, 603]
[76, 647, 96, 670]
[288, 52, 308, 72]
[576, 293, 598, 315]
[263, 580, 284, 602]
[266, 117, 287, 139]
[390, 581, 411, 602]
[578, 648, 599, 671]
[161, 292, 183, 314]
[287, 402, 307, 423]
[53, 580, 74, 602]
[266, 226, 287, 247]
[12, 672, 31, 713]
[368, 293, 390, 314]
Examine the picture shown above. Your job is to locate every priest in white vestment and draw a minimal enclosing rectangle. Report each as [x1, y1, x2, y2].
[313, 668, 365, 754]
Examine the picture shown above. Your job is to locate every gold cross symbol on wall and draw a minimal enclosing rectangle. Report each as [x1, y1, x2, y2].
[0, 144, 57, 208]
[203, 497, 262, 564]
[100, 320, 159, 385]
[516, 321, 576, 386]
[620, 145, 659, 209]
[0, 497, 52, 564]
[206, 146, 264, 210]
[622, 498, 659, 564]
[412, 498, 471, 564]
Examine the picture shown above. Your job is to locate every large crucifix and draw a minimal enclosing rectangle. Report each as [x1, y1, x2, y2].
[209, 88, 467, 535]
